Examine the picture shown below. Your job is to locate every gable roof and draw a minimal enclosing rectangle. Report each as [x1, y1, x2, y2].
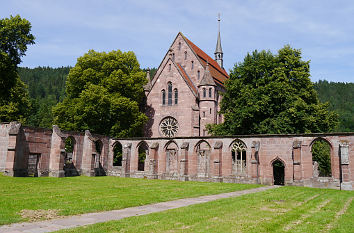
[176, 63, 198, 96]
[181, 33, 229, 85]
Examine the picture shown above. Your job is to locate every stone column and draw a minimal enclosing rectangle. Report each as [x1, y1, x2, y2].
[5, 122, 25, 176]
[212, 141, 223, 182]
[121, 143, 132, 177]
[81, 130, 95, 176]
[293, 140, 302, 182]
[179, 142, 189, 181]
[49, 125, 66, 177]
[251, 141, 260, 183]
[340, 141, 352, 190]
[148, 142, 159, 179]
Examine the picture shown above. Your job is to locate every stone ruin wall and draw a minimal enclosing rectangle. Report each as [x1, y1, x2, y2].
[0, 122, 353, 190]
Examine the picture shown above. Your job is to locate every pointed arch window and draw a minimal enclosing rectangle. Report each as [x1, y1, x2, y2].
[197, 70, 200, 80]
[174, 88, 178, 104]
[169, 63, 171, 71]
[172, 53, 175, 61]
[168, 82, 172, 106]
[184, 51, 187, 60]
[209, 88, 212, 97]
[162, 89, 166, 105]
[191, 61, 194, 70]
[178, 42, 181, 51]
[203, 88, 206, 98]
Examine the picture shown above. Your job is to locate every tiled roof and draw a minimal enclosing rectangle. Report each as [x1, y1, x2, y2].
[176, 63, 198, 95]
[182, 35, 229, 85]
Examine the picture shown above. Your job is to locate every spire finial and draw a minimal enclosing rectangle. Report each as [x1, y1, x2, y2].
[215, 13, 223, 69]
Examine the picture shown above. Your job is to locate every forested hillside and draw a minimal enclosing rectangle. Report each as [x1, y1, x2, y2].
[313, 80, 354, 132]
[18, 67, 70, 128]
[17, 67, 353, 132]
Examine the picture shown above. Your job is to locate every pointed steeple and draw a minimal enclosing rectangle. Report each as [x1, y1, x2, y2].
[198, 62, 216, 87]
[214, 13, 223, 69]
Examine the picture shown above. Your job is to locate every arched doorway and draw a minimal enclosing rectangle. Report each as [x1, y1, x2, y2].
[64, 136, 78, 177]
[272, 160, 285, 185]
[165, 141, 178, 177]
[196, 141, 211, 178]
[94, 140, 105, 176]
[113, 142, 123, 167]
[137, 141, 148, 171]
[311, 138, 332, 177]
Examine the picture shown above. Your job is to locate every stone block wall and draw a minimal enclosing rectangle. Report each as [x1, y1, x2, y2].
[1, 122, 353, 190]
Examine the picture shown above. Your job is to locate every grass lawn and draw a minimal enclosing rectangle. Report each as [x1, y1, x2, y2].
[0, 174, 260, 225]
[59, 186, 354, 233]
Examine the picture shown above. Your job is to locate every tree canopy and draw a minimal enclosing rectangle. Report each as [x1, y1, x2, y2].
[208, 45, 338, 135]
[0, 15, 34, 123]
[52, 50, 148, 137]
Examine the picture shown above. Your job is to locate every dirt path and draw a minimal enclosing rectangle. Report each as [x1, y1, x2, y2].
[0, 185, 278, 233]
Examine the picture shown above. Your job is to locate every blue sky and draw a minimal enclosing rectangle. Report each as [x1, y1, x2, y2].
[1, 0, 354, 82]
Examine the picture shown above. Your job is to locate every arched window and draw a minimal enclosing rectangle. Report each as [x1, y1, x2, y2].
[113, 142, 123, 166]
[184, 51, 187, 60]
[172, 53, 175, 61]
[174, 88, 178, 104]
[197, 70, 200, 80]
[191, 61, 194, 69]
[231, 140, 247, 175]
[178, 42, 181, 51]
[209, 88, 212, 97]
[168, 82, 172, 106]
[169, 63, 171, 71]
[162, 90, 166, 105]
[203, 88, 206, 97]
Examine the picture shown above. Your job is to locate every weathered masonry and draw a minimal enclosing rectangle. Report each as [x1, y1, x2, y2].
[0, 122, 353, 190]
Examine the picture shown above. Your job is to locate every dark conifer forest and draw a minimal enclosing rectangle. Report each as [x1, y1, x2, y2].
[18, 66, 353, 132]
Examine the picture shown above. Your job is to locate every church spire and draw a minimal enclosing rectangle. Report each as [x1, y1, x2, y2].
[214, 13, 223, 69]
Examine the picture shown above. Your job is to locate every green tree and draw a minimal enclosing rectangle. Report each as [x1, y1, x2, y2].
[0, 15, 34, 123]
[208, 46, 338, 135]
[52, 50, 148, 137]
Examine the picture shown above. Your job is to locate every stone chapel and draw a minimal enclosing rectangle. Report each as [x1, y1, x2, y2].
[143, 20, 229, 138]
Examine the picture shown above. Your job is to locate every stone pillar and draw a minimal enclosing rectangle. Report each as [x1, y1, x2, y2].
[340, 141, 352, 190]
[121, 143, 132, 177]
[81, 130, 95, 176]
[179, 142, 189, 181]
[251, 141, 260, 183]
[49, 125, 65, 177]
[148, 142, 159, 179]
[293, 140, 302, 182]
[212, 141, 223, 182]
[5, 122, 26, 177]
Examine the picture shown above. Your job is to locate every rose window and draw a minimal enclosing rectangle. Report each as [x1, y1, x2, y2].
[160, 117, 179, 137]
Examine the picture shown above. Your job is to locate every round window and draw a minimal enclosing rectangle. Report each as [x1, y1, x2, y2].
[159, 117, 179, 137]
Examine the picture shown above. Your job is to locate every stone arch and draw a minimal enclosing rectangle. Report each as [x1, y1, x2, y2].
[271, 158, 285, 185]
[310, 137, 332, 177]
[113, 141, 123, 167]
[137, 141, 149, 171]
[195, 140, 211, 178]
[164, 140, 178, 176]
[229, 139, 247, 175]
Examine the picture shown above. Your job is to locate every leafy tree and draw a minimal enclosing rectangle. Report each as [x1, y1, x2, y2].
[0, 15, 34, 123]
[52, 50, 148, 137]
[208, 46, 338, 135]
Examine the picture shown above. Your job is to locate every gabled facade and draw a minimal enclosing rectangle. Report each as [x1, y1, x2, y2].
[144, 32, 229, 137]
